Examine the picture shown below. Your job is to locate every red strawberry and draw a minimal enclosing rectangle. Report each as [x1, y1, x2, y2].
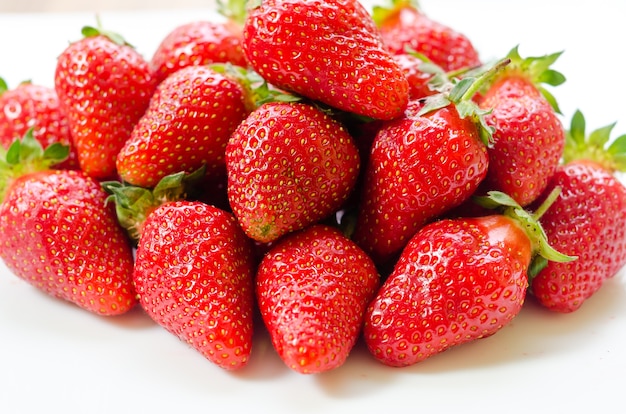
[364, 191, 573, 367]
[372, 0, 481, 72]
[150, 0, 249, 85]
[104, 175, 256, 370]
[392, 53, 440, 100]
[0, 78, 78, 170]
[0, 133, 136, 315]
[529, 110, 626, 312]
[351, 65, 504, 268]
[476, 47, 566, 206]
[256, 224, 380, 374]
[54, 24, 156, 180]
[226, 101, 361, 243]
[116, 64, 252, 189]
[242, 0, 409, 120]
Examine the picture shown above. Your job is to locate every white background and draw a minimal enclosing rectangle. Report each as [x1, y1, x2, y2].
[1, 1, 625, 413]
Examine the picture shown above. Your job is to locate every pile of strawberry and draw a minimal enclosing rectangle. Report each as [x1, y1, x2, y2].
[2, 0, 626, 374]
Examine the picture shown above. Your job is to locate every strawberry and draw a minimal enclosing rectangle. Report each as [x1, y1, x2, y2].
[529, 110, 626, 313]
[0, 78, 78, 170]
[226, 101, 361, 243]
[104, 173, 256, 370]
[476, 46, 567, 207]
[0, 132, 136, 315]
[149, 0, 249, 84]
[372, 0, 481, 72]
[242, 0, 409, 120]
[351, 62, 507, 268]
[116, 64, 252, 189]
[54, 24, 156, 180]
[363, 191, 574, 367]
[256, 224, 380, 373]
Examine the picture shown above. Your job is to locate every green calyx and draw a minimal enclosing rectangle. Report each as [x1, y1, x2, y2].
[0, 129, 69, 204]
[371, 0, 421, 27]
[0, 77, 8, 94]
[102, 166, 205, 243]
[500, 45, 566, 113]
[473, 189, 577, 278]
[417, 57, 511, 147]
[81, 15, 131, 47]
[216, 0, 249, 25]
[209, 63, 300, 110]
[563, 109, 626, 173]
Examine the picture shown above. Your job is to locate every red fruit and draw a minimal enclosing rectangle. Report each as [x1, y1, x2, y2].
[372, 0, 481, 71]
[242, 0, 409, 120]
[529, 110, 626, 312]
[363, 192, 572, 367]
[132, 201, 256, 370]
[0, 78, 78, 170]
[54, 25, 156, 180]
[150, 20, 248, 84]
[477, 47, 566, 206]
[116, 64, 251, 188]
[352, 97, 489, 267]
[256, 224, 380, 374]
[0, 136, 136, 315]
[392, 53, 439, 100]
[226, 101, 360, 243]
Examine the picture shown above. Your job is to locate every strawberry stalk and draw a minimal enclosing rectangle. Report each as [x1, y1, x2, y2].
[102, 167, 205, 243]
[0, 129, 69, 204]
[473, 189, 577, 277]
[563, 109, 626, 174]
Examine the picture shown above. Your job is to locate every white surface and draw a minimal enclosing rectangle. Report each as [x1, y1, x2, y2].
[1, 2, 626, 413]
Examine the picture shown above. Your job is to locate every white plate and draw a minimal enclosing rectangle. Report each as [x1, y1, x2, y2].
[1, 2, 625, 413]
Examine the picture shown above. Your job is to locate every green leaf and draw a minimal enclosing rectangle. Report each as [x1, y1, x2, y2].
[588, 122, 615, 148]
[0, 77, 7, 94]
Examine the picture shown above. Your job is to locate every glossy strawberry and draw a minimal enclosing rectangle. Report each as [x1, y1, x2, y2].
[372, 0, 481, 72]
[150, 16, 247, 85]
[242, 0, 409, 120]
[133, 201, 255, 370]
[529, 110, 626, 312]
[0, 134, 136, 315]
[256, 224, 380, 374]
[226, 101, 360, 243]
[477, 47, 566, 206]
[351, 70, 498, 268]
[0, 78, 78, 170]
[54, 25, 156, 180]
[104, 174, 256, 370]
[364, 191, 573, 367]
[116, 64, 251, 188]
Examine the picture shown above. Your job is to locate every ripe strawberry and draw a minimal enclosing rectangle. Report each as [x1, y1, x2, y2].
[116, 64, 252, 189]
[150, 0, 249, 84]
[476, 47, 567, 206]
[242, 0, 409, 120]
[104, 173, 256, 370]
[54, 24, 156, 180]
[226, 101, 361, 243]
[529, 110, 626, 313]
[0, 78, 78, 170]
[256, 224, 380, 374]
[372, 0, 481, 72]
[351, 64, 505, 268]
[0, 133, 136, 315]
[364, 191, 573, 367]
